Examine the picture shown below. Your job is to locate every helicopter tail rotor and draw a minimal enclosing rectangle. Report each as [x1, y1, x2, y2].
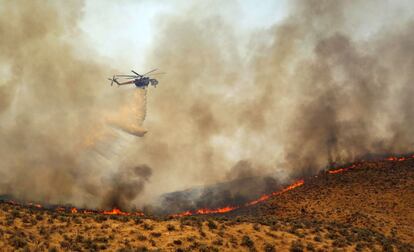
[108, 76, 120, 86]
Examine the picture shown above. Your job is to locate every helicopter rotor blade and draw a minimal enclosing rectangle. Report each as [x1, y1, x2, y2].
[142, 68, 158, 76]
[131, 70, 142, 77]
[148, 72, 166, 76]
[113, 76, 139, 79]
[114, 74, 139, 77]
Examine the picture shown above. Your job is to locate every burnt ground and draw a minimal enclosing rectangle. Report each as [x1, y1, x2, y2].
[0, 158, 413, 251]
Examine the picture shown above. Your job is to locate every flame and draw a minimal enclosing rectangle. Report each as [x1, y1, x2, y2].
[170, 153, 414, 217]
[386, 156, 412, 161]
[102, 208, 144, 216]
[103, 208, 127, 215]
[2, 154, 413, 218]
[81, 210, 96, 214]
[328, 154, 414, 174]
[247, 179, 305, 206]
[195, 206, 237, 214]
[328, 165, 356, 174]
[171, 179, 305, 217]
[28, 202, 42, 208]
[172, 206, 237, 218]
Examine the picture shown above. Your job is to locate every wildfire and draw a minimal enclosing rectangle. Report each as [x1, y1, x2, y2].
[170, 154, 414, 217]
[103, 208, 129, 215]
[386, 156, 412, 161]
[28, 202, 42, 208]
[171, 179, 305, 217]
[247, 179, 305, 206]
[102, 208, 144, 216]
[172, 206, 238, 217]
[328, 154, 414, 175]
[2, 154, 413, 218]
[328, 165, 356, 174]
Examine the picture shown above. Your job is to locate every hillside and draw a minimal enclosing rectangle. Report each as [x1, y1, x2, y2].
[0, 157, 412, 251]
[235, 158, 414, 244]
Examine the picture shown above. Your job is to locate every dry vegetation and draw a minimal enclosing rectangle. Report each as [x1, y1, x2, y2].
[237, 158, 414, 245]
[0, 159, 413, 251]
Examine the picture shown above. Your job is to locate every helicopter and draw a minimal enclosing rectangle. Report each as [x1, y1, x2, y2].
[108, 69, 163, 89]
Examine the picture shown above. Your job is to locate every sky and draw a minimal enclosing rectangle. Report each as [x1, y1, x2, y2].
[79, 0, 289, 69]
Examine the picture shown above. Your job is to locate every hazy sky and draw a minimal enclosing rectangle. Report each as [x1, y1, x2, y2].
[79, 0, 288, 69]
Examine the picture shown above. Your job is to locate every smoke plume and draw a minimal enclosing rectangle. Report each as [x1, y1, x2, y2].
[102, 165, 152, 210]
[140, 0, 414, 202]
[0, 1, 149, 209]
[1, 0, 414, 210]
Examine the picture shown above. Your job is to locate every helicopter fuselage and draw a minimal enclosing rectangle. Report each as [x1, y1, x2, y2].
[134, 77, 150, 88]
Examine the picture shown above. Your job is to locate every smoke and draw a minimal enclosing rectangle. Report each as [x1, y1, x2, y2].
[139, 0, 414, 203]
[0, 1, 149, 209]
[102, 164, 152, 210]
[1, 0, 414, 210]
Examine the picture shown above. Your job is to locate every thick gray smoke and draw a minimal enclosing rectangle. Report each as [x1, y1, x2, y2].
[1, 0, 414, 210]
[0, 1, 150, 209]
[102, 165, 152, 210]
[140, 0, 414, 201]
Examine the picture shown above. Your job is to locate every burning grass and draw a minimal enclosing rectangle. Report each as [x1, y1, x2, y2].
[4, 154, 413, 220]
[0, 155, 413, 250]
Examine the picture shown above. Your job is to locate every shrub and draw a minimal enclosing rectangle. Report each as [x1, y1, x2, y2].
[332, 238, 347, 248]
[173, 239, 182, 245]
[137, 234, 147, 241]
[48, 247, 58, 252]
[306, 243, 315, 251]
[150, 232, 162, 238]
[134, 217, 143, 225]
[11, 210, 21, 218]
[212, 239, 223, 246]
[314, 236, 322, 242]
[142, 223, 154, 230]
[187, 236, 196, 242]
[94, 215, 108, 223]
[60, 240, 70, 249]
[290, 241, 304, 252]
[167, 224, 176, 231]
[241, 235, 255, 249]
[207, 220, 217, 230]
[9, 236, 27, 248]
[264, 243, 276, 252]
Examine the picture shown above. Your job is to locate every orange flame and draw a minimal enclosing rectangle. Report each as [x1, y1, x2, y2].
[102, 208, 144, 216]
[171, 154, 414, 217]
[103, 208, 126, 215]
[247, 179, 305, 206]
[328, 165, 356, 174]
[328, 154, 414, 174]
[28, 202, 42, 208]
[171, 179, 305, 217]
[3, 154, 413, 219]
